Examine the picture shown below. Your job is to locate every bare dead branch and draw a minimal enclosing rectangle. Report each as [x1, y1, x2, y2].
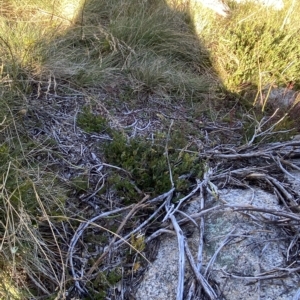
[145, 229, 176, 243]
[169, 215, 185, 300]
[184, 240, 218, 300]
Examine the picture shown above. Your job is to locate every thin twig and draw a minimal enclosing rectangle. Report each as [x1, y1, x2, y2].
[165, 120, 174, 188]
[114, 200, 168, 248]
[164, 179, 202, 221]
[145, 229, 176, 243]
[204, 227, 236, 278]
[67, 206, 135, 291]
[170, 215, 185, 300]
[87, 195, 149, 276]
[184, 240, 218, 300]
[273, 156, 299, 181]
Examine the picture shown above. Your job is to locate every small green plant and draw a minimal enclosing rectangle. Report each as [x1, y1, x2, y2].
[70, 174, 90, 193]
[77, 107, 110, 133]
[103, 130, 203, 203]
[130, 233, 146, 252]
[86, 269, 122, 300]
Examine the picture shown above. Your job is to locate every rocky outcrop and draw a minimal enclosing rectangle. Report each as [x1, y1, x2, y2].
[136, 160, 300, 300]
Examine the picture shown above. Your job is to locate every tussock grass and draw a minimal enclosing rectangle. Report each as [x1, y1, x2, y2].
[43, 0, 212, 98]
[0, 89, 70, 299]
[0, 0, 79, 82]
[0, 0, 211, 98]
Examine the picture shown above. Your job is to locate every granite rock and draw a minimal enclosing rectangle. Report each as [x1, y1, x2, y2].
[136, 185, 300, 300]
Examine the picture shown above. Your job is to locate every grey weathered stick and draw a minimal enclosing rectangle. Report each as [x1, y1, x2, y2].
[229, 204, 300, 221]
[176, 210, 198, 227]
[145, 228, 176, 243]
[169, 214, 185, 300]
[266, 175, 295, 203]
[115, 200, 168, 247]
[274, 156, 299, 180]
[186, 281, 196, 300]
[293, 288, 300, 300]
[221, 269, 287, 281]
[272, 186, 292, 211]
[197, 183, 205, 271]
[67, 205, 135, 293]
[245, 172, 300, 211]
[186, 181, 207, 299]
[279, 158, 300, 171]
[163, 179, 202, 221]
[183, 204, 300, 222]
[184, 240, 218, 300]
[198, 139, 300, 160]
[148, 187, 175, 203]
[87, 195, 149, 276]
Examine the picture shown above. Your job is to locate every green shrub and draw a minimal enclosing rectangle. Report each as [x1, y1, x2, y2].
[199, 0, 300, 94]
[77, 107, 111, 133]
[103, 130, 203, 203]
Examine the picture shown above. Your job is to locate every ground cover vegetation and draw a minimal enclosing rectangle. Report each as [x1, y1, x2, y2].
[0, 0, 300, 298]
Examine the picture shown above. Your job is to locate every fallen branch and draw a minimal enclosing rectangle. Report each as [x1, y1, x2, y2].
[185, 240, 218, 300]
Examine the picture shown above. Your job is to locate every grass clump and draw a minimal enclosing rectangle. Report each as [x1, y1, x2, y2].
[0, 89, 70, 299]
[44, 0, 212, 99]
[0, 0, 78, 85]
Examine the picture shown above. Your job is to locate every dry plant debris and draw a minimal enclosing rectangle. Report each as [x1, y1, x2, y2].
[21, 81, 300, 299]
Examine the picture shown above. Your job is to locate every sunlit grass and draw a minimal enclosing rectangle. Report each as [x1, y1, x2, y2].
[179, 0, 300, 94]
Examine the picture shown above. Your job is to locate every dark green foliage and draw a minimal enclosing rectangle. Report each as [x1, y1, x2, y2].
[103, 130, 203, 203]
[77, 107, 110, 134]
[85, 269, 122, 300]
[0, 144, 9, 162]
